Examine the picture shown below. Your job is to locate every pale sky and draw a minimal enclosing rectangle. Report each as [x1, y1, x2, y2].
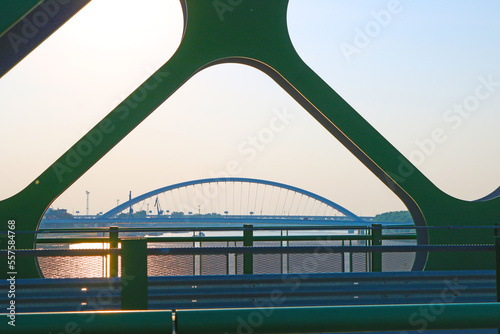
[1, 0, 499, 216]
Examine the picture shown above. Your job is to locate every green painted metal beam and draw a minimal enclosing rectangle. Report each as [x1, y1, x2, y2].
[1, 310, 172, 334]
[243, 224, 253, 275]
[1, 0, 499, 278]
[0, 0, 91, 78]
[121, 239, 148, 310]
[496, 236, 500, 334]
[176, 303, 500, 334]
[496, 236, 500, 302]
[371, 224, 383, 272]
[109, 226, 119, 277]
[0, 0, 41, 34]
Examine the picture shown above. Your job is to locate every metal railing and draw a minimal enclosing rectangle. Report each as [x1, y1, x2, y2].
[4, 237, 497, 310]
[33, 224, 417, 278]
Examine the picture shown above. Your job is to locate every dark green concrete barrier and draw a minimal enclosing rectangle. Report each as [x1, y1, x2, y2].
[176, 303, 500, 334]
[1, 310, 172, 334]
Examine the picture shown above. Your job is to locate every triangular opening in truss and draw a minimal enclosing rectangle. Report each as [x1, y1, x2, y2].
[288, 0, 500, 201]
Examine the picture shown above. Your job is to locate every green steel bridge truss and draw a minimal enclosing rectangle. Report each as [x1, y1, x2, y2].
[1, 0, 499, 278]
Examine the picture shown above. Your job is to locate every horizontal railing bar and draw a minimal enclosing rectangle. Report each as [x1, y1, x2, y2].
[9, 282, 494, 300]
[36, 234, 412, 244]
[149, 245, 495, 256]
[3, 291, 495, 309]
[381, 234, 417, 240]
[9, 287, 494, 309]
[152, 298, 498, 311]
[0, 270, 492, 285]
[1, 244, 494, 257]
[257, 235, 371, 241]
[0, 270, 493, 287]
[0, 226, 388, 234]
[3, 224, 499, 235]
[36, 237, 110, 244]
[41, 234, 417, 243]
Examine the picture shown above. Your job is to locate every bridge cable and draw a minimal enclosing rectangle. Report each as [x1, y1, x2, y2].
[172, 188, 179, 212]
[274, 186, 282, 215]
[239, 181, 243, 216]
[260, 184, 267, 215]
[267, 185, 274, 215]
[289, 191, 297, 216]
[280, 188, 288, 216]
[303, 196, 309, 215]
[178, 187, 185, 213]
[304, 196, 310, 216]
[310, 198, 317, 216]
[314, 199, 322, 216]
[308, 198, 315, 216]
[209, 183, 214, 214]
[183, 186, 190, 213]
[309, 198, 316, 216]
[297, 194, 305, 216]
[189, 185, 194, 214]
[194, 184, 199, 214]
[252, 183, 258, 214]
[217, 182, 220, 215]
[246, 183, 251, 215]
[321, 202, 328, 216]
[225, 182, 228, 214]
[282, 189, 290, 216]
[163, 191, 169, 213]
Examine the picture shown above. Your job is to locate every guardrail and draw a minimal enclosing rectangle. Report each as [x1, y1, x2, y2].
[1, 236, 499, 333]
[0, 270, 495, 313]
[2, 241, 497, 311]
[4, 224, 498, 280]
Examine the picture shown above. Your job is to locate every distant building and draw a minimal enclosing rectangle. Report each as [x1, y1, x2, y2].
[44, 208, 74, 219]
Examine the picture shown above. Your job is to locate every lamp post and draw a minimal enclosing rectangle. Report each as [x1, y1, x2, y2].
[86, 191, 90, 216]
